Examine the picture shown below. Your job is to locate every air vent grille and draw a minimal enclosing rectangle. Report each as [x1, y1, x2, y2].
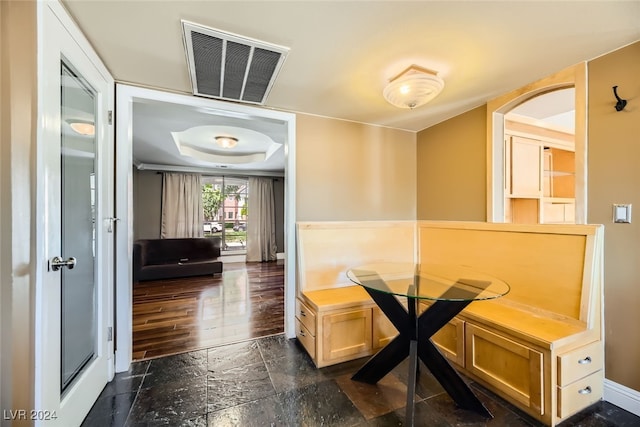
[182, 21, 289, 105]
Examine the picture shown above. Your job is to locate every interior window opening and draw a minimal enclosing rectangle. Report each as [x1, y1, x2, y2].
[501, 87, 576, 224]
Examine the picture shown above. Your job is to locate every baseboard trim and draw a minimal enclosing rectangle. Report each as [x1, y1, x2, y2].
[221, 254, 246, 263]
[220, 252, 285, 263]
[604, 379, 640, 416]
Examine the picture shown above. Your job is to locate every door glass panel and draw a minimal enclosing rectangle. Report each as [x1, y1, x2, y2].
[60, 61, 97, 392]
[202, 176, 248, 252]
[223, 177, 248, 251]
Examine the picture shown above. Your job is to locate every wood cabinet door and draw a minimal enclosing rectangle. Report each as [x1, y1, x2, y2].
[510, 136, 542, 197]
[432, 317, 465, 367]
[465, 324, 545, 416]
[372, 307, 398, 349]
[320, 308, 372, 365]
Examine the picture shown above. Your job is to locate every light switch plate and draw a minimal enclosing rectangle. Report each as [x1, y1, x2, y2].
[613, 204, 632, 223]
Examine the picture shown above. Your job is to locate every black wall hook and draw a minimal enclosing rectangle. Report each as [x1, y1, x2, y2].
[613, 86, 627, 111]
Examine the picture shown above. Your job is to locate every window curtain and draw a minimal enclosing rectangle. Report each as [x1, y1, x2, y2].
[160, 173, 203, 238]
[246, 177, 277, 262]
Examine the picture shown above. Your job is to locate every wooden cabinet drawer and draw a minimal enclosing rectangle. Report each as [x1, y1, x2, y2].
[296, 298, 316, 335]
[544, 203, 566, 222]
[557, 341, 603, 386]
[465, 324, 544, 415]
[372, 306, 397, 349]
[432, 317, 465, 367]
[295, 319, 316, 359]
[543, 202, 575, 223]
[558, 370, 603, 419]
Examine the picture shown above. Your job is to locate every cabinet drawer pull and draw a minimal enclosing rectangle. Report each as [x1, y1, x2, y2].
[578, 386, 592, 395]
[578, 356, 592, 365]
[300, 310, 306, 317]
[299, 330, 306, 337]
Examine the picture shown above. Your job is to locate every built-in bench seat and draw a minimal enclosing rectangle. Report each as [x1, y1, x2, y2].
[295, 220, 604, 426]
[460, 298, 591, 347]
[301, 286, 371, 313]
[295, 221, 415, 367]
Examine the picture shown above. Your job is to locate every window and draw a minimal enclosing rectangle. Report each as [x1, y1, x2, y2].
[202, 176, 248, 252]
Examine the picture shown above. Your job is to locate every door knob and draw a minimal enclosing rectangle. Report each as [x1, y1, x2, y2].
[49, 256, 77, 272]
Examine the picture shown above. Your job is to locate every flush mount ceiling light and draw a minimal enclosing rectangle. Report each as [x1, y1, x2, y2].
[383, 65, 444, 109]
[215, 136, 238, 149]
[68, 121, 95, 136]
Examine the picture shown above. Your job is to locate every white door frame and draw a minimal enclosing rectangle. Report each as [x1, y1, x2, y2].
[35, 1, 114, 424]
[114, 85, 297, 371]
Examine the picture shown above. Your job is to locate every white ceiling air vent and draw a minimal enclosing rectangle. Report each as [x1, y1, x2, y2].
[182, 21, 289, 105]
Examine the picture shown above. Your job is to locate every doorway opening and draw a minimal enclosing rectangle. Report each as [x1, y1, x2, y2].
[114, 84, 296, 370]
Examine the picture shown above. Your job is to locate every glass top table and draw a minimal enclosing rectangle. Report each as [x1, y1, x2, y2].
[347, 262, 510, 427]
[347, 262, 510, 301]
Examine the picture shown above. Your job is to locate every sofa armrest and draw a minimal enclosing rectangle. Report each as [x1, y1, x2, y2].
[133, 241, 145, 282]
[209, 236, 222, 258]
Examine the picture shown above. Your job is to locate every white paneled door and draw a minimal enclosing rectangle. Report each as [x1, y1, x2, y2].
[37, 2, 114, 426]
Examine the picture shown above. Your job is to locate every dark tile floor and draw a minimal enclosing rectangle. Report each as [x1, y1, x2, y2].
[83, 334, 640, 426]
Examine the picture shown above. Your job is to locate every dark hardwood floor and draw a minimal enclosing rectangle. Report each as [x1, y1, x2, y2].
[132, 260, 284, 360]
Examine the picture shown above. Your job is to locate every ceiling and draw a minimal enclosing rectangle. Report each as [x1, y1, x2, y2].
[509, 87, 576, 133]
[130, 96, 288, 172]
[62, 1, 640, 172]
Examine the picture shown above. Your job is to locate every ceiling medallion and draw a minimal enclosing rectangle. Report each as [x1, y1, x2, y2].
[171, 125, 282, 165]
[383, 65, 444, 109]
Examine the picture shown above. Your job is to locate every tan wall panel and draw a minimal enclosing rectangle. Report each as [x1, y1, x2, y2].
[420, 227, 586, 319]
[416, 106, 487, 220]
[295, 114, 416, 221]
[587, 41, 640, 391]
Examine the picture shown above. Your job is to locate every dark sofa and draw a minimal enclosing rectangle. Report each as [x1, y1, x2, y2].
[133, 237, 223, 281]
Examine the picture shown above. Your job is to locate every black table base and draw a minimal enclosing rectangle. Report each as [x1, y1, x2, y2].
[351, 287, 492, 425]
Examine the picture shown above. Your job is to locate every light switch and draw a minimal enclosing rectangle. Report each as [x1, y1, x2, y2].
[613, 204, 632, 223]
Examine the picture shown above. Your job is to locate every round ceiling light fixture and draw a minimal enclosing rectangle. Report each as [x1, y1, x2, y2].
[68, 121, 95, 136]
[383, 65, 444, 109]
[215, 135, 238, 149]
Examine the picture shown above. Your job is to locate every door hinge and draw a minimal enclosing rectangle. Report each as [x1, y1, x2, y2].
[107, 326, 113, 342]
[108, 110, 113, 125]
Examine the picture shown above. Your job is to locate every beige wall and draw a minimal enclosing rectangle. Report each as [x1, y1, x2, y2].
[588, 41, 640, 391]
[1, 0, 37, 417]
[296, 113, 416, 221]
[416, 106, 487, 221]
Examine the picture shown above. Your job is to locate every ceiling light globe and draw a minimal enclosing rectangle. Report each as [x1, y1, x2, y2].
[69, 122, 96, 136]
[383, 66, 444, 109]
[215, 136, 238, 149]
